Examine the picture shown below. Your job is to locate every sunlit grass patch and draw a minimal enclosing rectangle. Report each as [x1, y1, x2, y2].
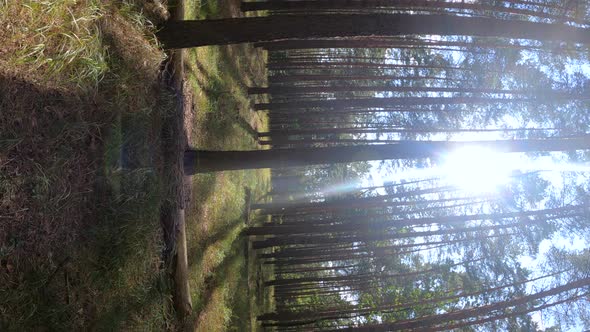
[0, 0, 108, 89]
[184, 0, 219, 19]
[185, 172, 253, 317]
[194, 240, 246, 332]
[189, 223, 244, 308]
[0, 0, 166, 91]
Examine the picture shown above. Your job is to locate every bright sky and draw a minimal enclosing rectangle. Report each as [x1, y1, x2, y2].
[329, 32, 590, 330]
[362, 142, 590, 330]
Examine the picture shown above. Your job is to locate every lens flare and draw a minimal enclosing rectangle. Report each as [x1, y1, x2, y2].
[441, 147, 516, 193]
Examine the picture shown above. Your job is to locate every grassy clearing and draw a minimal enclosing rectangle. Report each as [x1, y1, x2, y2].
[0, 1, 177, 330]
[181, 0, 272, 330]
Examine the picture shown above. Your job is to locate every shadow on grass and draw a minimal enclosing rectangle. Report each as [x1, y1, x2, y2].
[218, 44, 259, 90]
[193, 174, 217, 208]
[192, 73, 258, 148]
[91, 272, 172, 329]
[82, 169, 171, 330]
[0, 74, 105, 330]
[190, 236, 247, 318]
[234, 113, 259, 139]
[80, 89, 176, 328]
[0, 70, 178, 330]
[187, 215, 244, 271]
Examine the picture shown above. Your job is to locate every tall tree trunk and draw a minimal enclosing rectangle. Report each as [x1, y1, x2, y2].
[250, 184, 452, 214]
[264, 268, 567, 325]
[185, 136, 590, 173]
[248, 85, 543, 96]
[267, 74, 455, 83]
[240, 0, 566, 22]
[251, 215, 558, 249]
[259, 127, 555, 139]
[431, 292, 587, 331]
[256, 38, 556, 51]
[254, 96, 540, 111]
[267, 61, 469, 71]
[156, 14, 590, 48]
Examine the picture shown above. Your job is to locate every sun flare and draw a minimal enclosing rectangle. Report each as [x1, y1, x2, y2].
[440, 147, 516, 193]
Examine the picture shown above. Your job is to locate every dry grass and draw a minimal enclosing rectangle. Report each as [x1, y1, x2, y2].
[0, 0, 107, 90]
[0, 1, 177, 330]
[0, 0, 166, 91]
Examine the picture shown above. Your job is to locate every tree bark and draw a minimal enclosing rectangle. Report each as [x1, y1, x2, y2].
[248, 85, 539, 96]
[156, 14, 590, 49]
[259, 127, 555, 139]
[240, 0, 565, 23]
[267, 74, 454, 83]
[256, 38, 553, 51]
[184, 136, 590, 174]
[267, 61, 467, 70]
[254, 96, 537, 111]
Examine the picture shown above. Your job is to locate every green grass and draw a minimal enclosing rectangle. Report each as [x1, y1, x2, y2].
[0, 0, 108, 89]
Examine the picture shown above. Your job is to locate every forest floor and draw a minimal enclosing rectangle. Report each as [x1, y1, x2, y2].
[178, 0, 273, 330]
[0, 0, 271, 331]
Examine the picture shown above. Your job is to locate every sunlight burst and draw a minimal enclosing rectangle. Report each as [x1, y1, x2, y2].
[440, 147, 516, 193]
